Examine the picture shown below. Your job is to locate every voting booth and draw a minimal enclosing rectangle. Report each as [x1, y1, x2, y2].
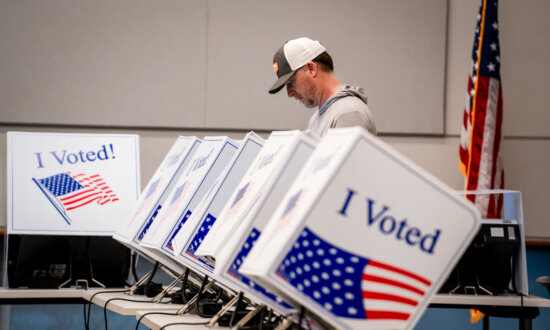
[195, 130, 318, 314]
[170, 132, 265, 277]
[114, 136, 200, 247]
[240, 127, 481, 329]
[112, 136, 202, 275]
[6, 132, 139, 288]
[139, 136, 239, 257]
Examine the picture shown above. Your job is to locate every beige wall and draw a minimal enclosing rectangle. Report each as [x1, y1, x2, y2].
[1, 0, 549, 241]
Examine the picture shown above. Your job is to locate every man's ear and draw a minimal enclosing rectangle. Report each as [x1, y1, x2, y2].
[305, 61, 317, 77]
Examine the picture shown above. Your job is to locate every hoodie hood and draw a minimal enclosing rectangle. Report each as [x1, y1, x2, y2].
[318, 85, 368, 116]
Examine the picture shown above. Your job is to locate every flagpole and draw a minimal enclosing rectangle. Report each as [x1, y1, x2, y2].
[32, 178, 72, 225]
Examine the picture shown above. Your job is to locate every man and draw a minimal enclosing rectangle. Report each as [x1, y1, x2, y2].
[268, 37, 377, 136]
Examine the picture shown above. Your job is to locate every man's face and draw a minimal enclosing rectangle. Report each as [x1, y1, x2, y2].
[285, 66, 317, 109]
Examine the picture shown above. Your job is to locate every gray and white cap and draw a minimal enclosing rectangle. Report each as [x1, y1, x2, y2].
[268, 37, 326, 94]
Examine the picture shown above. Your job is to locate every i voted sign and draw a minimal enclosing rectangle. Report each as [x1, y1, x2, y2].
[240, 127, 480, 330]
[7, 131, 140, 235]
[341, 194, 441, 254]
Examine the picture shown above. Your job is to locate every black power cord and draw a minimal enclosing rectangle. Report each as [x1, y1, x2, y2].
[84, 289, 127, 330]
[195, 276, 224, 318]
[128, 251, 139, 285]
[159, 321, 209, 329]
[135, 311, 178, 330]
[103, 295, 173, 330]
[135, 269, 192, 330]
[86, 261, 165, 330]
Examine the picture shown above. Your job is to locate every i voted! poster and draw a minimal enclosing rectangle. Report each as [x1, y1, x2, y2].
[7, 131, 140, 235]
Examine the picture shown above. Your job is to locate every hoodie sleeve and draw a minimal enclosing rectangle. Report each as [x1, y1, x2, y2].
[333, 110, 377, 135]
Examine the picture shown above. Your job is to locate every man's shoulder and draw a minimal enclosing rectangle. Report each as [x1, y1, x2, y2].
[326, 95, 369, 115]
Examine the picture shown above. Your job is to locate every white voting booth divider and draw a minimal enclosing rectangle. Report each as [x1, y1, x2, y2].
[195, 130, 319, 314]
[139, 136, 239, 259]
[195, 131, 317, 261]
[113, 136, 201, 246]
[112, 136, 202, 276]
[170, 132, 265, 277]
[240, 127, 481, 329]
[7, 131, 140, 235]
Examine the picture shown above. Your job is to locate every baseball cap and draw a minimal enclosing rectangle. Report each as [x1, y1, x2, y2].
[268, 37, 326, 94]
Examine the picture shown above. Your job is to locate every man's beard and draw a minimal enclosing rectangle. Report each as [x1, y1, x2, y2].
[300, 82, 317, 108]
[302, 97, 316, 108]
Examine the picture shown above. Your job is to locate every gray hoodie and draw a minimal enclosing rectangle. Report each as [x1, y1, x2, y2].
[307, 85, 377, 137]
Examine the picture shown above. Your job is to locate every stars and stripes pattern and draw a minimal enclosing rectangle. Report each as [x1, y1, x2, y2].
[163, 181, 189, 221]
[459, 0, 504, 218]
[161, 149, 184, 171]
[281, 190, 303, 219]
[134, 177, 163, 216]
[34, 172, 118, 224]
[37, 172, 118, 211]
[274, 189, 306, 236]
[144, 181, 188, 239]
[186, 213, 216, 256]
[275, 227, 431, 324]
[224, 181, 253, 222]
[227, 228, 292, 309]
[165, 209, 192, 252]
[136, 204, 161, 242]
[160, 181, 192, 251]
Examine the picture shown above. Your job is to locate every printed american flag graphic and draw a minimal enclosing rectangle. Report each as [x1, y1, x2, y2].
[276, 227, 431, 324]
[282, 190, 303, 219]
[224, 181, 253, 222]
[33, 172, 118, 224]
[135, 177, 163, 216]
[129, 177, 164, 233]
[227, 227, 293, 310]
[161, 150, 183, 171]
[144, 181, 188, 239]
[186, 213, 215, 256]
[273, 189, 306, 236]
[459, 0, 504, 218]
[163, 181, 189, 220]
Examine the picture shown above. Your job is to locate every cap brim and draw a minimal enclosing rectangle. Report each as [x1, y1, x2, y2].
[268, 70, 295, 94]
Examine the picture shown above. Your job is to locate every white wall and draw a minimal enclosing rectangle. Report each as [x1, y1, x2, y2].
[0, 0, 447, 133]
[1, 0, 549, 241]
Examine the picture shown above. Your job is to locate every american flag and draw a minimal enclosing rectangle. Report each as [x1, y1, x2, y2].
[183, 181, 220, 256]
[134, 177, 163, 216]
[131, 177, 164, 239]
[163, 181, 189, 221]
[165, 209, 192, 252]
[186, 213, 216, 256]
[161, 150, 184, 171]
[185, 214, 216, 270]
[224, 181, 253, 222]
[273, 189, 306, 236]
[227, 227, 293, 310]
[144, 181, 188, 239]
[281, 190, 303, 219]
[33, 172, 118, 224]
[276, 227, 431, 325]
[459, 0, 504, 218]
[136, 204, 161, 242]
